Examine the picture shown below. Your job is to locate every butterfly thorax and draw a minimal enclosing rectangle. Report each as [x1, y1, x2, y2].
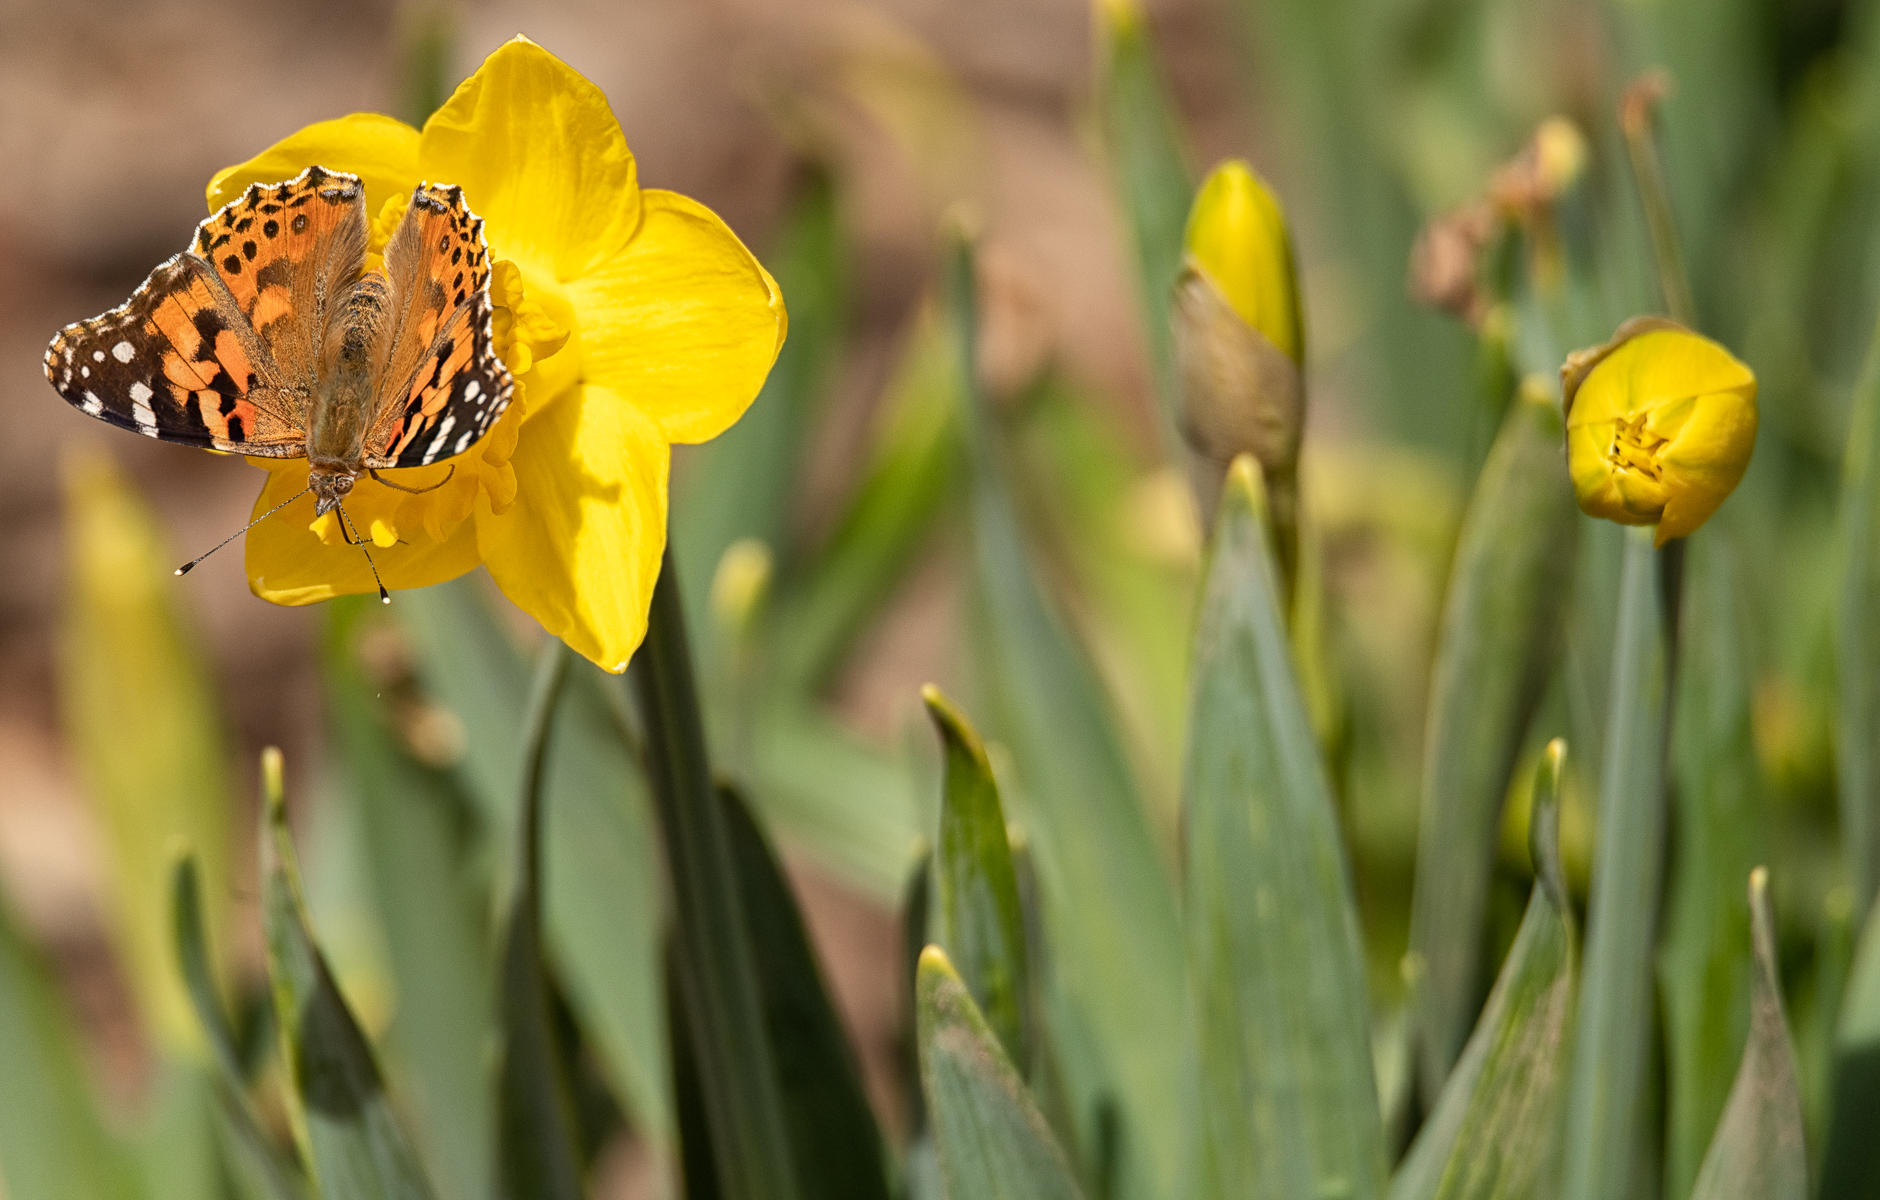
[308, 273, 391, 515]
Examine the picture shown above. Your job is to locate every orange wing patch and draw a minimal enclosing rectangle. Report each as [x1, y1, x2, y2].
[192, 165, 367, 386]
[363, 183, 514, 469]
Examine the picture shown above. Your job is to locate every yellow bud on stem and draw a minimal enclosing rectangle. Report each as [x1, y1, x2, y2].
[1561, 317, 1757, 546]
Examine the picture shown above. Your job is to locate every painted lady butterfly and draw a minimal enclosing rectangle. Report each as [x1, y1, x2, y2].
[44, 165, 514, 594]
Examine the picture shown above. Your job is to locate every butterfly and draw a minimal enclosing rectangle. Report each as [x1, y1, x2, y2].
[43, 164, 514, 597]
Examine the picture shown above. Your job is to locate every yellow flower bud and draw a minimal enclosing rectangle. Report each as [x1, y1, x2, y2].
[1182, 160, 1302, 363]
[1174, 160, 1305, 480]
[1561, 317, 1757, 546]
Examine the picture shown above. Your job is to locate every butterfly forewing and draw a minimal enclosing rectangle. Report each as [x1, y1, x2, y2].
[44, 163, 375, 458]
[195, 164, 368, 389]
[364, 183, 513, 468]
[44, 253, 305, 454]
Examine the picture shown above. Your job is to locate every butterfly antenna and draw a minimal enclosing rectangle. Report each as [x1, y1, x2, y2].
[337, 504, 391, 605]
[176, 486, 312, 577]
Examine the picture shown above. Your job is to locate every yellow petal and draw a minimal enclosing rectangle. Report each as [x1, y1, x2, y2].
[418, 37, 643, 280]
[207, 113, 420, 214]
[473, 385, 668, 672]
[244, 465, 480, 604]
[569, 190, 787, 445]
[1656, 390, 1760, 543]
[1565, 327, 1754, 427]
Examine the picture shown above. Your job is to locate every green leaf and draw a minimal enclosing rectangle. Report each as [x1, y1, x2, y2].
[635, 551, 802, 1200]
[925, 686, 1031, 1064]
[173, 855, 308, 1200]
[1819, 891, 1880, 1196]
[1389, 741, 1576, 1200]
[0, 896, 136, 1200]
[1658, 535, 1762, 1199]
[494, 644, 584, 1200]
[1838, 312, 1880, 918]
[674, 165, 848, 629]
[1092, 0, 1193, 439]
[321, 601, 495, 1199]
[917, 947, 1086, 1200]
[1560, 528, 1669, 1200]
[1406, 384, 1577, 1098]
[398, 581, 670, 1140]
[59, 449, 236, 1055]
[259, 749, 440, 1200]
[945, 227, 1197, 1199]
[767, 316, 962, 695]
[1184, 457, 1385, 1200]
[661, 797, 890, 1200]
[1689, 869, 1807, 1200]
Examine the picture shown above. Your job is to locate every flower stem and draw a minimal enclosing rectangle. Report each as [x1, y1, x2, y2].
[1620, 74, 1696, 329]
[1620, 72, 1694, 661]
[633, 546, 801, 1200]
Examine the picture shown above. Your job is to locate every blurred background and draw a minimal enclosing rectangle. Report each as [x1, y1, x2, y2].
[2, 0, 1875, 1194]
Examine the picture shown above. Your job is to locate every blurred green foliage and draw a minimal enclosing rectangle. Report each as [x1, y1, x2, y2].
[13, 0, 1880, 1195]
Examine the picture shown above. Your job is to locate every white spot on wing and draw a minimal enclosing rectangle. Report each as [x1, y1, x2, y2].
[111, 341, 134, 363]
[129, 382, 157, 434]
[81, 365, 90, 378]
[81, 391, 104, 416]
[423, 413, 457, 462]
[93, 350, 106, 363]
[464, 379, 480, 400]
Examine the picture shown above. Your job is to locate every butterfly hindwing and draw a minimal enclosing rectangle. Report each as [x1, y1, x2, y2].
[364, 183, 513, 469]
[44, 253, 306, 455]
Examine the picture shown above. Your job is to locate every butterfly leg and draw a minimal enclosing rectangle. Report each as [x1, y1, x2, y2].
[369, 464, 456, 494]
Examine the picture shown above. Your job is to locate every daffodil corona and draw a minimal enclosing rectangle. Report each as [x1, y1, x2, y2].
[212, 37, 785, 671]
[1561, 318, 1756, 546]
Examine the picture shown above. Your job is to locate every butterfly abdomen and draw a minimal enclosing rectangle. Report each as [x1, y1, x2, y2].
[309, 273, 392, 467]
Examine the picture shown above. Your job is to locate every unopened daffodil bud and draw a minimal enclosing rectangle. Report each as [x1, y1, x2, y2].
[1561, 317, 1757, 546]
[1174, 159, 1305, 479]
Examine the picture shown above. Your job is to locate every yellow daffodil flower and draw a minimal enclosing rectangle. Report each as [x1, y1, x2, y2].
[211, 37, 785, 671]
[1561, 317, 1757, 546]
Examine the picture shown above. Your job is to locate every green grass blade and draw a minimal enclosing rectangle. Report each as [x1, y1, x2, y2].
[767, 318, 962, 695]
[1837, 314, 1880, 918]
[726, 783, 893, 1195]
[1092, 0, 1193, 434]
[59, 449, 236, 1055]
[1406, 385, 1577, 1098]
[1657, 535, 1761, 1199]
[674, 165, 847, 621]
[946, 227, 1196, 1199]
[1389, 741, 1575, 1200]
[173, 856, 308, 1200]
[1560, 528, 1669, 1200]
[660, 787, 892, 1200]
[1184, 457, 1385, 1200]
[0, 898, 137, 1200]
[917, 947, 1086, 1200]
[635, 551, 802, 1200]
[259, 750, 439, 1200]
[321, 602, 495, 1199]
[494, 644, 584, 1200]
[1819, 893, 1880, 1195]
[398, 581, 671, 1140]
[925, 686, 1031, 1063]
[1689, 869, 1807, 1200]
